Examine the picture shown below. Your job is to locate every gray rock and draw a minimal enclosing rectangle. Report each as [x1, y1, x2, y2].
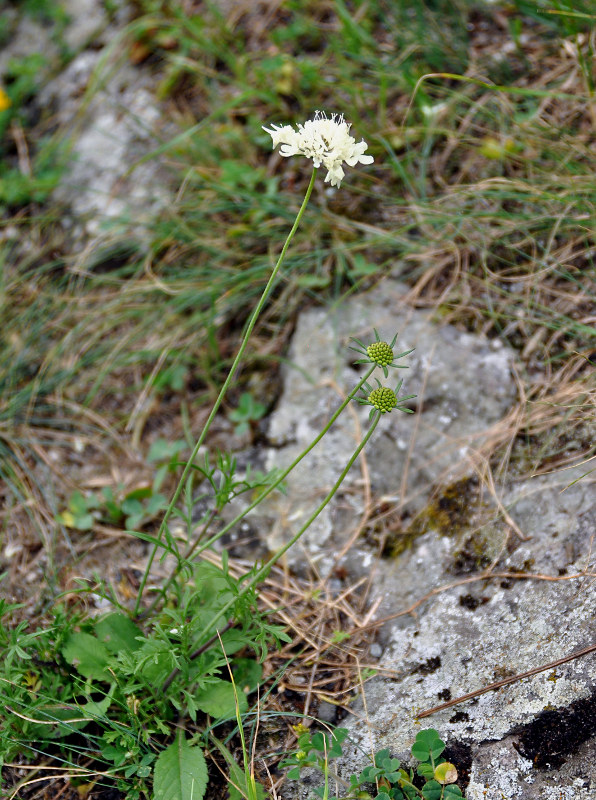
[257, 279, 516, 570]
[281, 463, 596, 799]
[42, 49, 171, 242]
[1, 0, 169, 246]
[61, 0, 111, 51]
[0, 0, 116, 84]
[315, 701, 337, 724]
[369, 642, 383, 659]
[0, 11, 60, 80]
[262, 284, 595, 798]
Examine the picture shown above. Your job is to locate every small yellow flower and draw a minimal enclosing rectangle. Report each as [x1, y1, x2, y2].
[292, 723, 309, 735]
[0, 88, 11, 112]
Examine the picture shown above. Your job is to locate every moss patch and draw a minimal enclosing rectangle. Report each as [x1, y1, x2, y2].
[382, 476, 507, 571]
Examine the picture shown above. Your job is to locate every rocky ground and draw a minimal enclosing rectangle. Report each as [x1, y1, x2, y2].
[1, 1, 595, 798]
[253, 281, 596, 799]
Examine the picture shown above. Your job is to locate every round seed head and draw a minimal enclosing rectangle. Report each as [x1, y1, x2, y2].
[368, 386, 398, 413]
[366, 340, 393, 367]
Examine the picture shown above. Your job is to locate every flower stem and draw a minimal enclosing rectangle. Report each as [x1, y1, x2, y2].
[242, 413, 380, 595]
[161, 412, 381, 688]
[140, 364, 377, 619]
[133, 168, 318, 618]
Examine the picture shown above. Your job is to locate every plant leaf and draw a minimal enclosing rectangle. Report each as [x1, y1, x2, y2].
[232, 657, 262, 692]
[148, 439, 186, 462]
[29, 691, 113, 739]
[421, 780, 443, 800]
[375, 748, 391, 766]
[95, 613, 143, 654]
[434, 761, 458, 784]
[62, 633, 111, 680]
[411, 729, 445, 762]
[443, 786, 463, 798]
[210, 735, 267, 800]
[417, 763, 435, 780]
[154, 733, 208, 800]
[193, 678, 248, 718]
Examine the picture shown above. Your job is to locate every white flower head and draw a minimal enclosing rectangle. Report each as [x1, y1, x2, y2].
[263, 110, 374, 188]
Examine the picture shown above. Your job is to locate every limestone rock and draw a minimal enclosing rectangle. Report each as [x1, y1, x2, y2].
[42, 50, 171, 242]
[282, 463, 596, 799]
[258, 279, 517, 568]
[263, 282, 595, 799]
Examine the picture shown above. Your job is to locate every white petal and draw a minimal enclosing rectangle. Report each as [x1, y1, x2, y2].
[345, 153, 374, 167]
[263, 124, 297, 148]
[279, 143, 301, 157]
[324, 164, 345, 187]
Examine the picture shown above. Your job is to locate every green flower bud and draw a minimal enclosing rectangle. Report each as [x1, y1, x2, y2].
[368, 386, 398, 413]
[366, 340, 394, 367]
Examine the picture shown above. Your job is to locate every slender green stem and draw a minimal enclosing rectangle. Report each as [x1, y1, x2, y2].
[224, 647, 258, 800]
[141, 364, 377, 618]
[161, 413, 381, 688]
[133, 168, 318, 617]
[322, 746, 330, 800]
[241, 413, 379, 598]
